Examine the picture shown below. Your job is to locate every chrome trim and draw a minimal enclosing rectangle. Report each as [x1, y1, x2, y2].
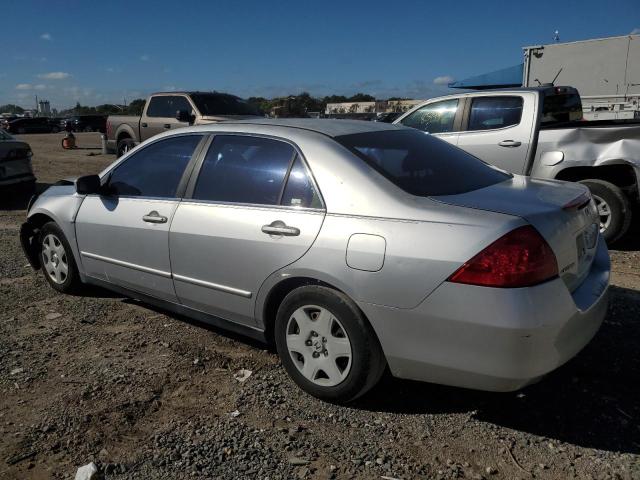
[179, 198, 325, 214]
[80, 251, 172, 278]
[173, 273, 252, 298]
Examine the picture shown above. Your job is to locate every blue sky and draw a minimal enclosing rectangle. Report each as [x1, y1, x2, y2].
[1, 0, 638, 110]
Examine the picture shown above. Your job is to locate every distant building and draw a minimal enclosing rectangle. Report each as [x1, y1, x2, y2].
[325, 99, 422, 118]
[38, 100, 51, 116]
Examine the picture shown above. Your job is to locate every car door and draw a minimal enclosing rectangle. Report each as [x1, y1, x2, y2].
[456, 94, 535, 174]
[75, 134, 206, 300]
[142, 95, 192, 141]
[169, 134, 326, 327]
[396, 98, 462, 145]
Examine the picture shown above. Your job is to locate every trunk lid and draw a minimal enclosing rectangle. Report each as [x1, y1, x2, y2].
[433, 175, 600, 292]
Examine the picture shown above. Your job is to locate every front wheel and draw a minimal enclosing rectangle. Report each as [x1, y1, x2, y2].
[580, 179, 632, 243]
[275, 286, 386, 403]
[39, 222, 83, 293]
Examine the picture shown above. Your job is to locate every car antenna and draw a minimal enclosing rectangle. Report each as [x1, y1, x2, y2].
[550, 67, 563, 86]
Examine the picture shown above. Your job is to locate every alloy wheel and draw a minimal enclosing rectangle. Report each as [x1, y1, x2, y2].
[593, 194, 612, 233]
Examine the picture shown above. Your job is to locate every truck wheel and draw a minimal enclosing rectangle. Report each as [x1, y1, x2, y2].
[117, 138, 135, 158]
[580, 179, 632, 243]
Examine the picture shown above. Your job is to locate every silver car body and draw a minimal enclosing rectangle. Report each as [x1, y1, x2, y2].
[24, 119, 610, 392]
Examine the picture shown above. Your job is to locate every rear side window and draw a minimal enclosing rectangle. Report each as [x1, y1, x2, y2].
[108, 135, 202, 197]
[467, 96, 523, 131]
[400, 99, 459, 133]
[542, 93, 583, 125]
[335, 129, 510, 197]
[193, 135, 295, 205]
[281, 156, 323, 209]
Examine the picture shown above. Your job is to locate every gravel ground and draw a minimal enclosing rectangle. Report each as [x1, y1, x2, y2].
[0, 133, 639, 480]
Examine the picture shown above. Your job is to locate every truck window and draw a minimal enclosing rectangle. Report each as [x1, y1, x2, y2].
[541, 93, 583, 125]
[467, 96, 523, 131]
[335, 129, 511, 197]
[399, 99, 459, 134]
[190, 93, 261, 116]
[146, 96, 192, 118]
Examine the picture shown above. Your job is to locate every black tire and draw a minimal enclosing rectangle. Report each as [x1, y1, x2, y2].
[51, 126, 60, 133]
[580, 179, 632, 243]
[275, 285, 386, 403]
[84, 126, 93, 133]
[117, 138, 135, 158]
[39, 222, 83, 294]
[18, 127, 26, 134]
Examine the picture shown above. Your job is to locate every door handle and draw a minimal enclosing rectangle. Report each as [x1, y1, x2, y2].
[262, 220, 300, 236]
[498, 140, 522, 147]
[141, 123, 148, 128]
[142, 211, 168, 224]
[164, 124, 171, 129]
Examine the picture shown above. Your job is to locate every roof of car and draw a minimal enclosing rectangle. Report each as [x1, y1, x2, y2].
[218, 118, 405, 137]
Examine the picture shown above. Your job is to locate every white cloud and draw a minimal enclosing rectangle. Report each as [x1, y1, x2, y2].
[34, 84, 47, 91]
[140, 54, 150, 61]
[40, 33, 52, 41]
[16, 83, 33, 90]
[38, 71, 70, 80]
[631, 28, 640, 35]
[433, 75, 455, 86]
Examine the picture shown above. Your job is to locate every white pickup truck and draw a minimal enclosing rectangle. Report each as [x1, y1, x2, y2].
[394, 86, 640, 242]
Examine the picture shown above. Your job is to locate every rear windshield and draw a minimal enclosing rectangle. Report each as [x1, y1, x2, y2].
[335, 129, 511, 196]
[190, 93, 260, 116]
[542, 93, 583, 125]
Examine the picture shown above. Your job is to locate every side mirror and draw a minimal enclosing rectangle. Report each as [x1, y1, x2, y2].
[176, 110, 194, 124]
[75, 175, 101, 195]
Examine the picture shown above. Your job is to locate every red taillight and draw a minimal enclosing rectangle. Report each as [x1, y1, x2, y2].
[448, 226, 558, 288]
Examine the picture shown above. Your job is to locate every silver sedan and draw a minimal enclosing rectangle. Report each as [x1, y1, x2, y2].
[20, 119, 610, 402]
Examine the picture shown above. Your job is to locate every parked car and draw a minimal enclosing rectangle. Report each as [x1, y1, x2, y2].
[21, 120, 609, 402]
[64, 115, 107, 133]
[47, 118, 64, 133]
[5, 117, 54, 134]
[106, 91, 262, 157]
[393, 86, 640, 243]
[0, 129, 35, 191]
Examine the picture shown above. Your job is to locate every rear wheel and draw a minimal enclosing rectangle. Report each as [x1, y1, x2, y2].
[84, 126, 93, 133]
[580, 179, 632, 243]
[117, 138, 135, 158]
[39, 222, 82, 294]
[275, 286, 386, 403]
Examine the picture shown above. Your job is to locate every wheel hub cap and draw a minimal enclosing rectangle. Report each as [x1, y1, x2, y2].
[285, 305, 352, 387]
[42, 234, 68, 285]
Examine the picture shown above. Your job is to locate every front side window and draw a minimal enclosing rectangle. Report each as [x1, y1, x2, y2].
[193, 135, 294, 205]
[400, 99, 459, 134]
[467, 96, 523, 131]
[335, 129, 510, 197]
[108, 135, 202, 197]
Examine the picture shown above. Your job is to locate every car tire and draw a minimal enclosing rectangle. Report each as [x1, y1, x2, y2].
[275, 285, 386, 403]
[580, 179, 632, 243]
[18, 127, 26, 134]
[84, 126, 93, 133]
[51, 126, 60, 133]
[39, 222, 82, 294]
[117, 138, 135, 158]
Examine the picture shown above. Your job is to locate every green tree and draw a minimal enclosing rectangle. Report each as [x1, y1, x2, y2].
[348, 93, 375, 102]
[0, 104, 24, 114]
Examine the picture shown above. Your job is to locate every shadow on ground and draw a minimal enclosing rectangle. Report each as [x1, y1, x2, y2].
[356, 285, 640, 454]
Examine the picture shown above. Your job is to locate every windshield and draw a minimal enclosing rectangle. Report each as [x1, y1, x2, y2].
[190, 93, 261, 116]
[335, 129, 511, 196]
[542, 93, 583, 125]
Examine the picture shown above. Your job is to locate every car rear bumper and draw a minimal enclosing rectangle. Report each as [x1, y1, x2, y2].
[360, 237, 610, 392]
[0, 173, 35, 187]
